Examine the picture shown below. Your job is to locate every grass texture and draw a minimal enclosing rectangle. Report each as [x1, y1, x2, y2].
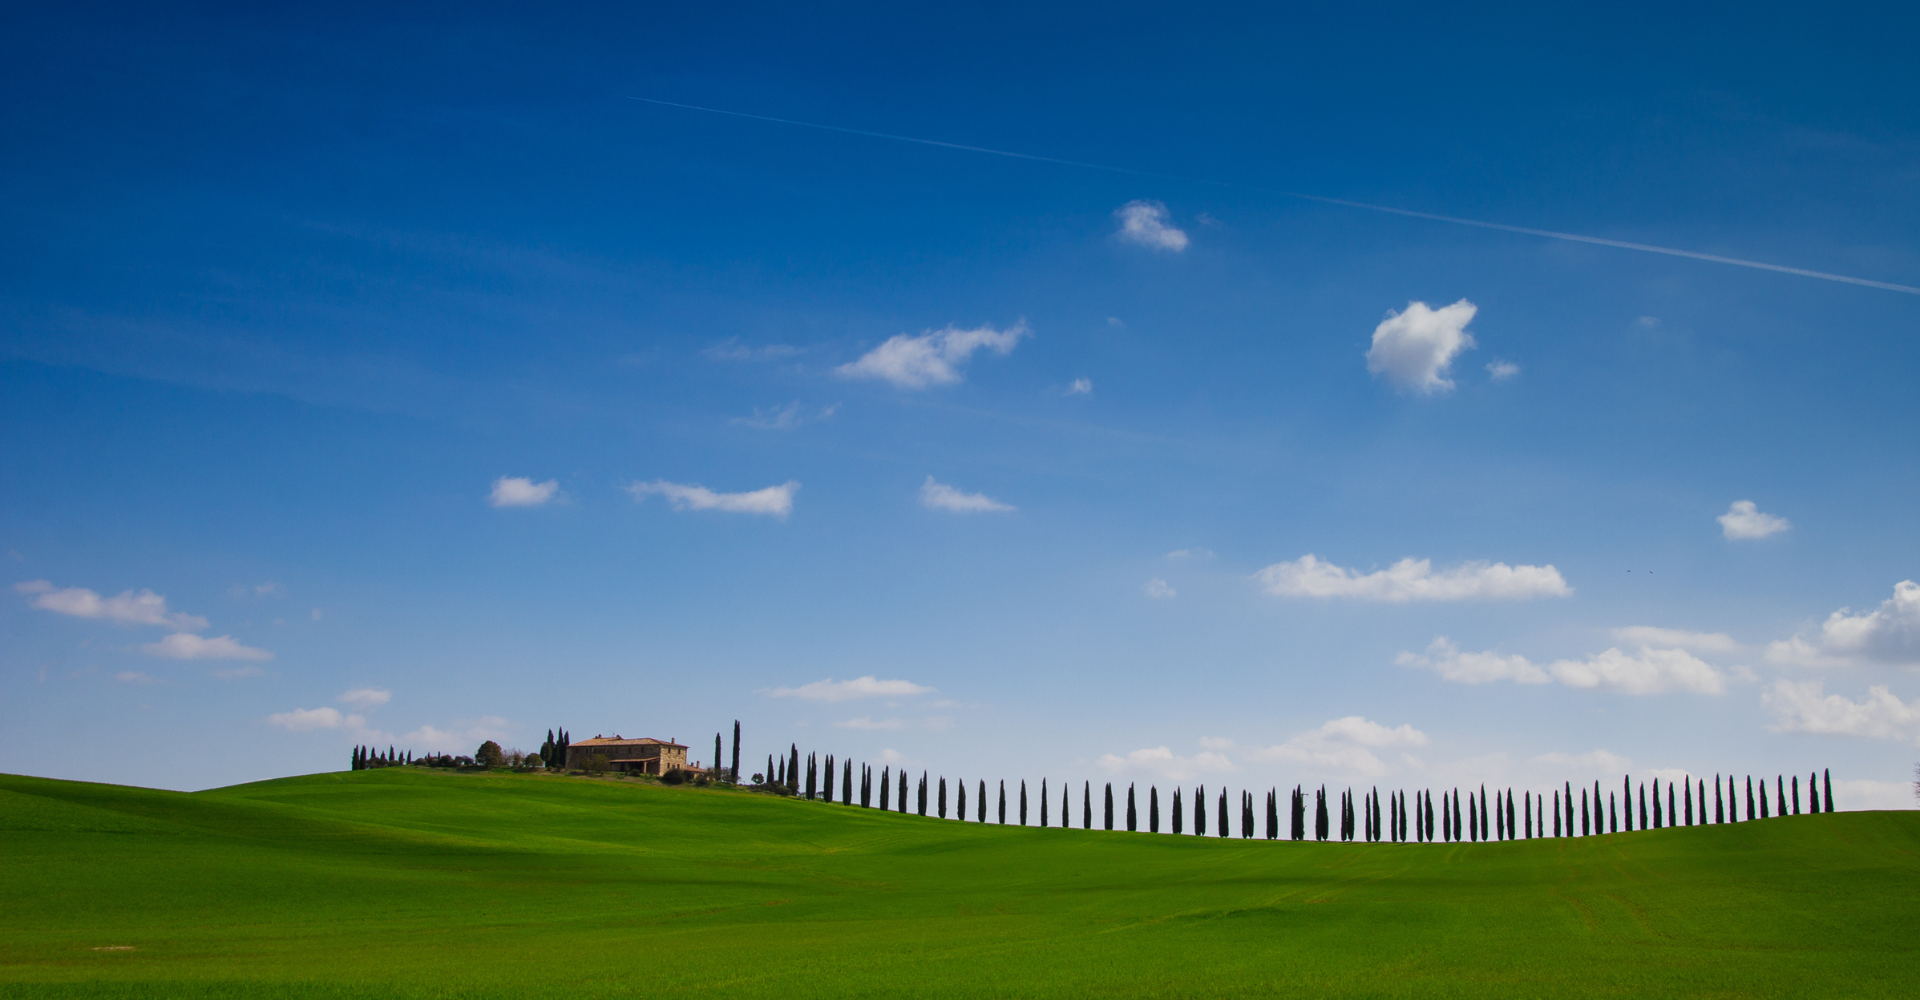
[2, 767, 1916, 998]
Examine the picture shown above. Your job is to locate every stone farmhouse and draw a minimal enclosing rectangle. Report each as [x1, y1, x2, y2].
[568, 735, 703, 775]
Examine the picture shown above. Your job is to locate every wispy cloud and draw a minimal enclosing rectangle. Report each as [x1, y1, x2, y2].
[1763, 680, 1920, 742]
[488, 476, 560, 508]
[760, 676, 935, 701]
[1096, 745, 1234, 781]
[141, 633, 274, 662]
[1399, 636, 1725, 694]
[268, 706, 364, 732]
[1718, 500, 1790, 540]
[703, 340, 805, 362]
[834, 716, 905, 730]
[1066, 377, 1093, 396]
[627, 479, 799, 519]
[1366, 299, 1477, 394]
[1486, 359, 1520, 380]
[1611, 626, 1740, 654]
[836, 322, 1028, 389]
[1144, 578, 1176, 600]
[1255, 555, 1570, 602]
[15, 580, 209, 630]
[731, 401, 839, 431]
[340, 688, 392, 710]
[1114, 200, 1189, 251]
[114, 670, 160, 685]
[1167, 548, 1214, 561]
[919, 477, 1014, 513]
[1240, 717, 1431, 780]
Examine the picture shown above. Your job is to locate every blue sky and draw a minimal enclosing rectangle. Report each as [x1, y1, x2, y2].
[4, 1, 1918, 806]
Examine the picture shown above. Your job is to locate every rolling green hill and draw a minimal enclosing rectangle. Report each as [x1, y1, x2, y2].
[2, 768, 1916, 998]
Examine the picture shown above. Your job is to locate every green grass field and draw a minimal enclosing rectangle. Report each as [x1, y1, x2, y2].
[3, 768, 1916, 998]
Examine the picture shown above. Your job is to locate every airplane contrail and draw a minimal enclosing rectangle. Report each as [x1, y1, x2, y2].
[627, 97, 1920, 296]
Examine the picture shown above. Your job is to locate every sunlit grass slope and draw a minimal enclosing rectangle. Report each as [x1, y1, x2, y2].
[3, 768, 1917, 999]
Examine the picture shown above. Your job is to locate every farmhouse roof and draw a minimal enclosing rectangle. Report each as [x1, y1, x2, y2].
[571, 735, 687, 749]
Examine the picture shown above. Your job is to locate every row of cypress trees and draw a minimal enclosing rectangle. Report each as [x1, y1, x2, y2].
[755, 746, 1842, 844]
[538, 729, 570, 770]
[349, 745, 410, 769]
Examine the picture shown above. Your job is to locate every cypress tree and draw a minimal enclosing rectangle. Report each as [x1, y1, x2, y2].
[980, 780, 989, 822]
[1791, 775, 1800, 815]
[1668, 780, 1676, 826]
[1552, 791, 1560, 837]
[880, 767, 890, 810]
[1218, 786, 1229, 838]
[805, 753, 816, 800]
[1243, 791, 1254, 839]
[1197, 785, 1208, 837]
[1744, 775, 1753, 820]
[1759, 778, 1769, 818]
[1579, 789, 1588, 837]
[1103, 783, 1113, 831]
[1824, 768, 1834, 813]
[1715, 774, 1724, 823]
[1150, 785, 1160, 833]
[1126, 784, 1136, 832]
[1315, 786, 1328, 842]
[957, 777, 966, 820]
[1267, 789, 1279, 840]
[731, 721, 741, 782]
[1608, 793, 1616, 833]
[777, 756, 786, 787]
[1295, 787, 1306, 841]
[1020, 780, 1028, 826]
[1041, 779, 1049, 827]
[1061, 781, 1070, 828]
[1083, 781, 1092, 829]
[844, 759, 853, 805]
[789, 745, 801, 793]
[918, 772, 928, 816]
[1173, 788, 1184, 835]
[939, 777, 948, 819]
[1684, 779, 1693, 825]
[999, 780, 1008, 824]
[715, 734, 723, 781]
[898, 769, 908, 813]
[1777, 775, 1786, 816]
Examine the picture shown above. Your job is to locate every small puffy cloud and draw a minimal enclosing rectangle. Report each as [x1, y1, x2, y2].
[1486, 360, 1520, 380]
[920, 477, 1014, 514]
[489, 476, 559, 508]
[1767, 580, 1920, 668]
[1401, 636, 1723, 694]
[1763, 680, 1920, 742]
[1096, 745, 1235, 781]
[1113, 200, 1189, 251]
[1255, 554, 1570, 602]
[1611, 626, 1740, 654]
[1242, 717, 1430, 780]
[16, 580, 209, 630]
[269, 706, 365, 732]
[1397, 637, 1550, 684]
[1144, 578, 1176, 600]
[836, 322, 1028, 389]
[339, 688, 391, 710]
[627, 479, 799, 519]
[761, 676, 935, 702]
[1066, 378, 1093, 396]
[1366, 299, 1478, 394]
[141, 633, 273, 662]
[400, 717, 513, 753]
[834, 716, 905, 730]
[1719, 500, 1789, 540]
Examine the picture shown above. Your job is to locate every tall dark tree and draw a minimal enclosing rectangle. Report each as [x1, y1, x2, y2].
[939, 777, 948, 819]
[1126, 784, 1137, 832]
[789, 745, 801, 793]
[860, 764, 871, 807]
[1790, 775, 1800, 815]
[1062, 781, 1070, 829]
[1653, 778, 1663, 828]
[918, 772, 928, 816]
[1759, 777, 1770, 818]
[805, 753, 816, 801]
[1084, 781, 1093, 829]
[1684, 779, 1694, 825]
[1173, 787, 1184, 835]
[1243, 791, 1255, 839]
[1218, 786, 1230, 838]
[1150, 785, 1160, 834]
[1196, 785, 1207, 837]
[731, 721, 741, 782]
[880, 766, 890, 810]
[1315, 786, 1329, 842]
[1669, 780, 1677, 826]
[1293, 787, 1305, 842]
[1020, 780, 1028, 826]
[1267, 789, 1279, 840]
[1041, 778, 1049, 827]
[1103, 783, 1114, 831]
[982, 780, 989, 823]
[1824, 768, 1834, 813]
[1745, 775, 1754, 820]
[776, 755, 785, 787]
[1714, 774, 1724, 823]
[999, 780, 1008, 824]
[958, 778, 967, 821]
[1551, 791, 1560, 837]
[1578, 789, 1587, 837]
[844, 759, 854, 805]
[715, 734, 724, 781]
[1777, 775, 1787, 817]
[898, 769, 908, 813]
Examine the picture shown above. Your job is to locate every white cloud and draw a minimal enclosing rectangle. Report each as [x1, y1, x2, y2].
[1144, 578, 1176, 600]
[1767, 580, 1920, 668]
[1255, 554, 1570, 602]
[400, 717, 513, 753]
[1066, 378, 1093, 396]
[1832, 780, 1920, 811]
[1401, 636, 1725, 694]
[1242, 717, 1431, 780]
[114, 671, 159, 685]
[1106, 317, 1126, 328]
[1366, 299, 1478, 394]
[1763, 680, 1920, 742]
[253, 582, 285, 597]
[704, 340, 805, 362]
[340, 688, 392, 710]
[836, 322, 1028, 389]
[1113, 200, 1189, 251]
[627, 479, 799, 519]
[15, 580, 209, 630]
[919, 477, 1014, 514]
[1610, 626, 1741, 654]
[268, 706, 366, 732]
[1096, 746, 1235, 781]
[761, 676, 935, 702]
[141, 633, 274, 662]
[834, 716, 905, 730]
[488, 476, 559, 508]
[1397, 637, 1551, 684]
[1718, 500, 1789, 540]
[1486, 359, 1520, 380]
[1167, 548, 1215, 561]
